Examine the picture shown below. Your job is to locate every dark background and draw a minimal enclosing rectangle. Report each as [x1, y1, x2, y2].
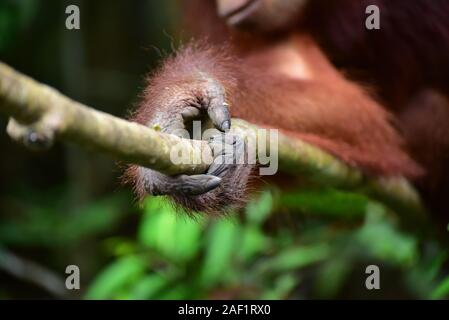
[0, 0, 179, 299]
[0, 0, 448, 300]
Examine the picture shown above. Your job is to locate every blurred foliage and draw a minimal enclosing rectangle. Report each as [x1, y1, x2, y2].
[0, 0, 37, 51]
[83, 190, 449, 300]
[0, 0, 448, 300]
[0, 188, 131, 247]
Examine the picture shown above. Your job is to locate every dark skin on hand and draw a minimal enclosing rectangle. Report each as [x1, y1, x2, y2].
[125, 0, 449, 223]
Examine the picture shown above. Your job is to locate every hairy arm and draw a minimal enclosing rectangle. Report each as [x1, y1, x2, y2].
[232, 69, 421, 178]
[125, 41, 421, 214]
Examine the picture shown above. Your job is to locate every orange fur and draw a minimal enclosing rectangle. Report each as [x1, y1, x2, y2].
[126, 0, 449, 221]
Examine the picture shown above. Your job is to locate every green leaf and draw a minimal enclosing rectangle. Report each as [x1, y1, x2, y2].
[279, 188, 369, 220]
[237, 226, 269, 262]
[139, 198, 177, 253]
[128, 274, 169, 299]
[172, 216, 204, 262]
[430, 276, 449, 300]
[246, 191, 273, 225]
[139, 197, 203, 262]
[355, 210, 418, 266]
[261, 273, 299, 299]
[315, 259, 352, 298]
[200, 219, 239, 286]
[85, 255, 146, 299]
[260, 244, 330, 273]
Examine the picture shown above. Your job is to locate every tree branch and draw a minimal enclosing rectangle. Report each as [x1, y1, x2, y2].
[0, 61, 426, 220]
[0, 62, 211, 176]
[0, 247, 70, 298]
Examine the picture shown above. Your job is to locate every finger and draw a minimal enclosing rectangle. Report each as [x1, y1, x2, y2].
[207, 138, 233, 177]
[209, 133, 241, 156]
[207, 154, 232, 177]
[207, 101, 231, 132]
[207, 133, 245, 177]
[147, 173, 221, 196]
[176, 174, 222, 195]
[163, 117, 190, 137]
[181, 106, 201, 122]
[209, 134, 226, 155]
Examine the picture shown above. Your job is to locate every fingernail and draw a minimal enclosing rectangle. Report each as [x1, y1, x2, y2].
[205, 176, 222, 191]
[221, 120, 231, 131]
